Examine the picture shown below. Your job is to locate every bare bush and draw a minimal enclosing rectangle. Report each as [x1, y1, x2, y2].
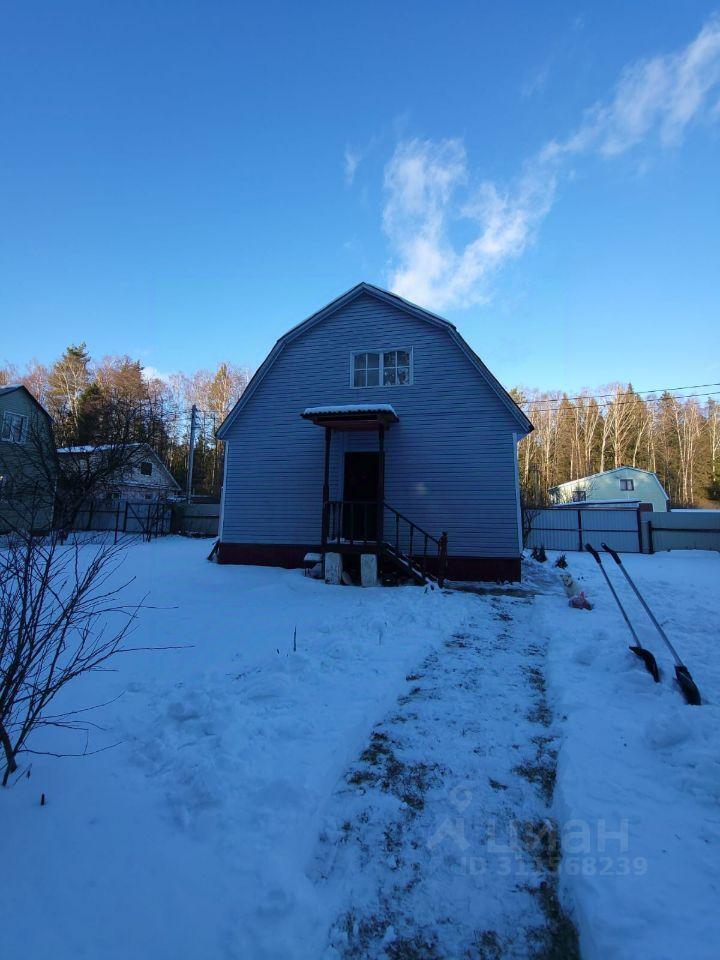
[0, 531, 142, 785]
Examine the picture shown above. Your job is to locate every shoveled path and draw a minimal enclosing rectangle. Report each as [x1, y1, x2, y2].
[311, 588, 579, 959]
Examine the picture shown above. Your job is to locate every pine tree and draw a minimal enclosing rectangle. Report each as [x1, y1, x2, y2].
[47, 343, 91, 442]
[76, 383, 106, 444]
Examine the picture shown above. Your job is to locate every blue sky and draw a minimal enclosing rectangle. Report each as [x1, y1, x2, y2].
[1, 1, 719, 393]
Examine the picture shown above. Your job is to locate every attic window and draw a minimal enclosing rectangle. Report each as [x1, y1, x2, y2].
[140, 461, 153, 476]
[572, 489, 587, 502]
[352, 349, 411, 388]
[620, 478, 634, 491]
[1, 411, 28, 444]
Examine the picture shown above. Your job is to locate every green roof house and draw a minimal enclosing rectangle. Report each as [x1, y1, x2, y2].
[549, 466, 670, 513]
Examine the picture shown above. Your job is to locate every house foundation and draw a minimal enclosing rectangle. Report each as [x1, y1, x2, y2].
[324, 551, 343, 585]
[360, 553, 378, 587]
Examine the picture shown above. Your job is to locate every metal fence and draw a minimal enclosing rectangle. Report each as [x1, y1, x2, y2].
[170, 502, 220, 537]
[526, 507, 643, 553]
[73, 499, 173, 540]
[71, 499, 220, 539]
[527, 506, 720, 554]
[68, 500, 720, 553]
[644, 511, 720, 553]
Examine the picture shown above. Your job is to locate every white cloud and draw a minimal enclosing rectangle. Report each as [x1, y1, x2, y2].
[384, 15, 720, 310]
[383, 139, 556, 309]
[344, 146, 362, 185]
[141, 365, 171, 384]
[545, 13, 720, 159]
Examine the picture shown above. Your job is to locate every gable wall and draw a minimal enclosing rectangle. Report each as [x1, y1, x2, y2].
[221, 293, 523, 557]
[0, 389, 44, 431]
[119, 449, 178, 495]
[0, 391, 56, 531]
[553, 468, 668, 513]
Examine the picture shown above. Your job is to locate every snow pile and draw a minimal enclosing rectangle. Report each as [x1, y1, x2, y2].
[536, 550, 720, 960]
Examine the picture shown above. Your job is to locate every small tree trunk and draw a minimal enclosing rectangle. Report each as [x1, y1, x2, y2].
[0, 721, 18, 786]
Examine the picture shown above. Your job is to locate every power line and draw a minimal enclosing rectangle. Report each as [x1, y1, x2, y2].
[517, 381, 720, 407]
[525, 389, 720, 414]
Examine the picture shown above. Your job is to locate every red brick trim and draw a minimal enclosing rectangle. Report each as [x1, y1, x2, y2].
[444, 556, 521, 582]
[217, 543, 316, 568]
[217, 542, 521, 582]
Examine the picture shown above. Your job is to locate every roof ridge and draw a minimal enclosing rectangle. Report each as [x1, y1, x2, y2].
[217, 283, 531, 438]
[550, 465, 667, 489]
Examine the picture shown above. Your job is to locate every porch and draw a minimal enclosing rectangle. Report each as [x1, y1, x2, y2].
[300, 404, 448, 585]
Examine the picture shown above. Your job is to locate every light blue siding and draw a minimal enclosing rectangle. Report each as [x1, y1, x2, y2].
[221, 291, 524, 558]
[550, 467, 669, 513]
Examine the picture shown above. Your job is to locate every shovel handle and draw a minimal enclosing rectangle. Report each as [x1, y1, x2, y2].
[584, 543, 601, 563]
[586, 543, 641, 645]
[601, 543, 622, 565]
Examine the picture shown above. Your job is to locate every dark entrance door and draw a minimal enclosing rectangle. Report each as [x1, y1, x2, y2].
[343, 452, 379, 541]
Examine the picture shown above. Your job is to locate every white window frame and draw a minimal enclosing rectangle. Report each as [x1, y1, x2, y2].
[139, 460, 153, 477]
[620, 478, 634, 491]
[1, 410, 28, 444]
[350, 347, 413, 388]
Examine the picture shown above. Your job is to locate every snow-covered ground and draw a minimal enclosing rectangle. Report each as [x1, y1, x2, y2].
[2, 537, 718, 959]
[538, 549, 720, 960]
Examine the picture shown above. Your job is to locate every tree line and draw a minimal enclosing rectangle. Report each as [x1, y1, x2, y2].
[3, 352, 718, 508]
[513, 384, 720, 508]
[0, 347, 251, 498]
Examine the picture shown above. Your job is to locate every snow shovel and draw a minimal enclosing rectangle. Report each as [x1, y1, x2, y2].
[601, 544, 701, 706]
[584, 544, 660, 683]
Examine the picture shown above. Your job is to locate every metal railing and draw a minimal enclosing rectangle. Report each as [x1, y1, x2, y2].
[324, 500, 378, 545]
[323, 499, 448, 586]
[383, 502, 448, 586]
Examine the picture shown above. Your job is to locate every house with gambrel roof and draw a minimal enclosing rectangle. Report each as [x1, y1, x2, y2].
[0, 384, 56, 532]
[217, 283, 533, 582]
[549, 466, 670, 513]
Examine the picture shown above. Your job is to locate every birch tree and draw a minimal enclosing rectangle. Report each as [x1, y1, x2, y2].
[47, 343, 91, 442]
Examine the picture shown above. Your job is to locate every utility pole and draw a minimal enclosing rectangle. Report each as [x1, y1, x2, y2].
[186, 404, 198, 501]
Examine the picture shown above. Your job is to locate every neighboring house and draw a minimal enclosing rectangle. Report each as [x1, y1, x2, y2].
[56, 443, 181, 502]
[0, 385, 56, 532]
[216, 282, 533, 582]
[549, 466, 670, 513]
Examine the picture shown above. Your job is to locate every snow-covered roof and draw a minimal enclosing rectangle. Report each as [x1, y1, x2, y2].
[553, 498, 643, 509]
[302, 403, 397, 416]
[57, 443, 143, 454]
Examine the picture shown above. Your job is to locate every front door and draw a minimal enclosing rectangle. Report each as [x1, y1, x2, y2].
[343, 452, 379, 541]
